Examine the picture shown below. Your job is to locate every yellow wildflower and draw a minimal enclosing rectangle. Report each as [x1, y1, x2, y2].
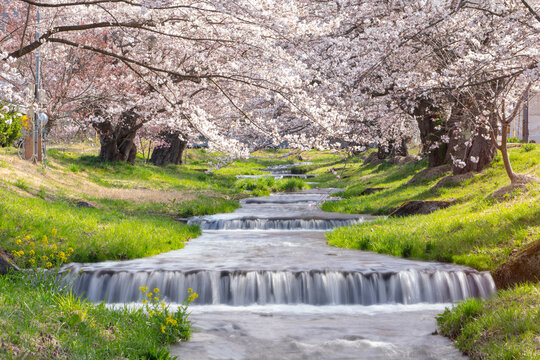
[161, 302, 166, 308]
[24, 235, 31, 241]
[42, 235, 48, 244]
[45, 262, 52, 269]
[42, 255, 48, 261]
[149, 311, 154, 316]
[154, 297, 159, 301]
[51, 229, 57, 236]
[154, 288, 160, 293]
[142, 300, 148, 304]
[161, 325, 166, 333]
[16, 239, 22, 245]
[188, 293, 199, 302]
[30, 242, 35, 248]
[51, 244, 57, 251]
[29, 250, 35, 256]
[147, 292, 153, 298]
[187, 288, 193, 293]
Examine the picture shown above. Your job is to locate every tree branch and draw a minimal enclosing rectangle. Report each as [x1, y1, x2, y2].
[521, 0, 540, 23]
[46, 37, 202, 83]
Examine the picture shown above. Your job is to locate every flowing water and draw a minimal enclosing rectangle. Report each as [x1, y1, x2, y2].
[63, 165, 495, 359]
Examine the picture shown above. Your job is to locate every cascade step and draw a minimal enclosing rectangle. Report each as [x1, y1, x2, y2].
[65, 268, 495, 305]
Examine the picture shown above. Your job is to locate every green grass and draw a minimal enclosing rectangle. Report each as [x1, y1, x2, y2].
[48, 150, 236, 192]
[235, 177, 308, 196]
[0, 271, 192, 359]
[0, 191, 200, 263]
[94, 195, 240, 218]
[327, 193, 539, 270]
[437, 283, 540, 360]
[325, 145, 540, 271]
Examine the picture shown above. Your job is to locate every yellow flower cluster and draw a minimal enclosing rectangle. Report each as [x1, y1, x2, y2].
[11, 229, 73, 269]
[138, 285, 192, 340]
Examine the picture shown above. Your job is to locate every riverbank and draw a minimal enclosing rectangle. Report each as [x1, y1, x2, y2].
[312, 145, 539, 359]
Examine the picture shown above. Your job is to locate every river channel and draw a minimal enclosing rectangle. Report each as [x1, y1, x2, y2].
[65, 165, 495, 359]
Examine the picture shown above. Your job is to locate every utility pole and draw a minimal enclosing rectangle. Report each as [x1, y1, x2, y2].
[32, 1, 41, 164]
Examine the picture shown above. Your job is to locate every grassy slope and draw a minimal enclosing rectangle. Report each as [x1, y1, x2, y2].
[323, 146, 540, 271]
[437, 283, 540, 360]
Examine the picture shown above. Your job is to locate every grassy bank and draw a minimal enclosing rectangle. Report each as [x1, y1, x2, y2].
[0, 270, 194, 359]
[437, 283, 540, 360]
[0, 191, 201, 263]
[324, 145, 540, 271]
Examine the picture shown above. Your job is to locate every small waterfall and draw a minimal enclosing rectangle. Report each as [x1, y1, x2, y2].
[66, 268, 495, 305]
[190, 218, 363, 230]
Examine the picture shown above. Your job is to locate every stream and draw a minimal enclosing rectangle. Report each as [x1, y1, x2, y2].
[64, 164, 495, 359]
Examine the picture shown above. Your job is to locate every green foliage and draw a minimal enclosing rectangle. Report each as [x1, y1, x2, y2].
[437, 283, 540, 360]
[9, 229, 73, 269]
[327, 192, 539, 271]
[47, 150, 237, 191]
[507, 137, 523, 144]
[174, 196, 239, 218]
[0, 107, 23, 147]
[38, 186, 47, 199]
[522, 143, 535, 152]
[0, 271, 192, 359]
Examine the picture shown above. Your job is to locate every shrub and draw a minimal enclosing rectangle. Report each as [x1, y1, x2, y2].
[521, 143, 535, 152]
[0, 106, 23, 147]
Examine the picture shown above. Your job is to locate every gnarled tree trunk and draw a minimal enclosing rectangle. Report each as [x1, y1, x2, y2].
[93, 109, 141, 164]
[413, 99, 449, 167]
[377, 138, 409, 160]
[150, 130, 188, 166]
[446, 94, 498, 175]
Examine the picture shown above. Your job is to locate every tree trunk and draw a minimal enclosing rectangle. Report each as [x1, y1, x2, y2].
[413, 100, 449, 167]
[500, 121, 516, 182]
[446, 95, 497, 175]
[150, 131, 188, 166]
[93, 109, 140, 165]
[377, 138, 408, 159]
